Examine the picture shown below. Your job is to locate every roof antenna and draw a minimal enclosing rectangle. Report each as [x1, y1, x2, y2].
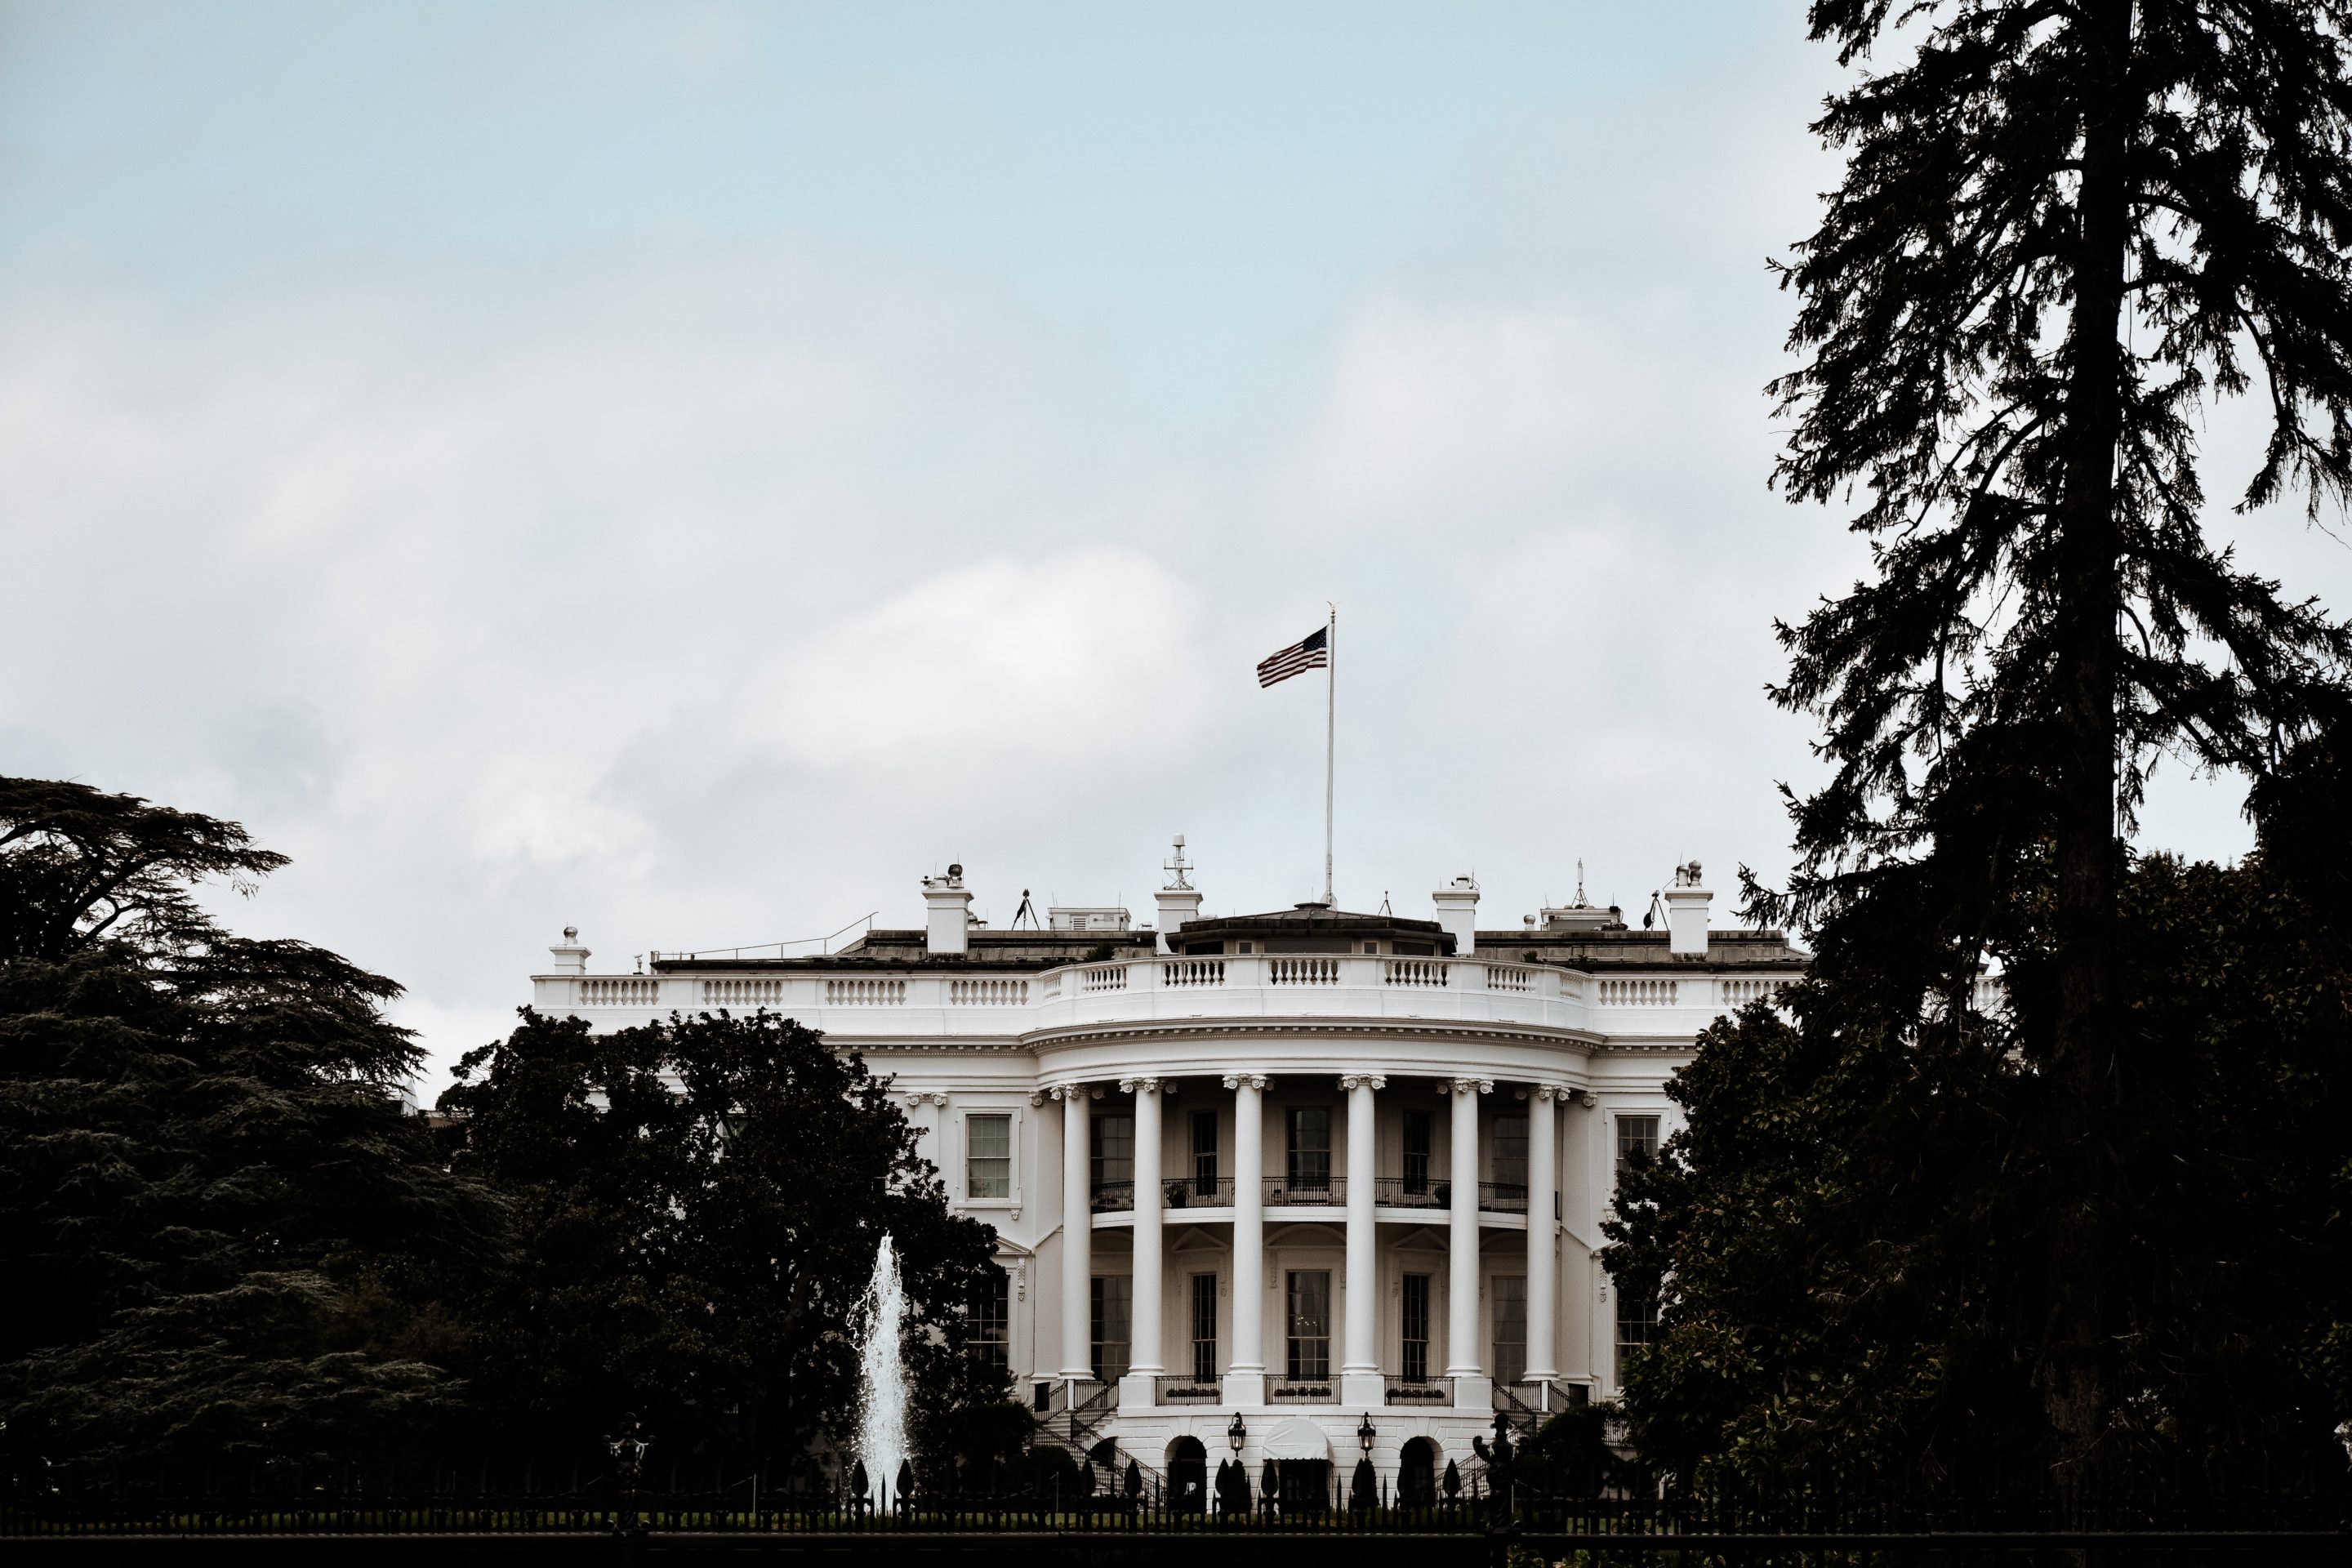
[1011, 889, 1041, 930]
[1379, 889, 1392, 915]
[1163, 833, 1193, 889]
[1575, 858, 1587, 906]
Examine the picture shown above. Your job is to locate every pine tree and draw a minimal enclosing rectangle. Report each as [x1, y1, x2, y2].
[1761, 0, 2352, 1472]
[0, 778, 497, 1472]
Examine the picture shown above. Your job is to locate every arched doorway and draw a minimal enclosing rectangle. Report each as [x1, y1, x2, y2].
[1165, 1436, 1208, 1512]
[1397, 1437, 1439, 1507]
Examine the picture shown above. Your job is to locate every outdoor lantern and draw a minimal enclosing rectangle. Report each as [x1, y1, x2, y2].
[1227, 1414, 1247, 1453]
[1357, 1414, 1376, 1454]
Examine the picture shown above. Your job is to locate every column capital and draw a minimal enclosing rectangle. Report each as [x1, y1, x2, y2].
[904, 1090, 949, 1107]
[1222, 1071, 1268, 1090]
[1044, 1082, 1102, 1102]
[1337, 1073, 1387, 1092]
[1517, 1083, 1568, 1102]
[1448, 1077, 1494, 1096]
[1118, 1076, 1165, 1095]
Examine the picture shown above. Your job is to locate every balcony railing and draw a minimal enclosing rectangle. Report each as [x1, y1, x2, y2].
[1090, 1181, 1134, 1213]
[1478, 1181, 1530, 1213]
[1153, 1375, 1223, 1404]
[1384, 1376, 1452, 1405]
[1263, 1177, 1344, 1206]
[1370, 1176, 1446, 1209]
[1270, 1379, 1334, 1401]
[1160, 1176, 1233, 1209]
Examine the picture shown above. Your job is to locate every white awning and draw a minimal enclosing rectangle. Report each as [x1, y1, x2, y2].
[1261, 1417, 1331, 1460]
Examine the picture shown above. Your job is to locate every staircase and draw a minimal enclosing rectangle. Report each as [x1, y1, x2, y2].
[1027, 1380, 1170, 1498]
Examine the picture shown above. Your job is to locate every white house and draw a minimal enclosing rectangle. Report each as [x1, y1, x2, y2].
[529, 846, 1801, 1500]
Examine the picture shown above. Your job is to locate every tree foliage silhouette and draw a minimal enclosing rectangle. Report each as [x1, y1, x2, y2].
[1756, 0, 2352, 1470]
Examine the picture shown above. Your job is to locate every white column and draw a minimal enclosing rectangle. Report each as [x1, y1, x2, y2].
[1339, 1073, 1386, 1405]
[1057, 1084, 1094, 1381]
[1223, 1072, 1267, 1405]
[1446, 1077, 1492, 1404]
[1120, 1078, 1165, 1404]
[1525, 1085, 1560, 1384]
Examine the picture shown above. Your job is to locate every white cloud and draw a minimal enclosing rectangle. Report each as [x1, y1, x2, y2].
[746, 549, 1207, 769]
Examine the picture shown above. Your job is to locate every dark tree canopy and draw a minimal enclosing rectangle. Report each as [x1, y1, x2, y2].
[0, 777, 497, 1471]
[439, 1008, 1011, 1473]
[1611, 721, 2352, 1489]
[1755, 0, 2352, 1468]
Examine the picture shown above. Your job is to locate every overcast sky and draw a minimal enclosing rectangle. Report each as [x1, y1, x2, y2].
[7, 2, 2347, 1090]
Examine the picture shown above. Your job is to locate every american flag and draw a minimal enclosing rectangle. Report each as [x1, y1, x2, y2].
[1256, 626, 1330, 688]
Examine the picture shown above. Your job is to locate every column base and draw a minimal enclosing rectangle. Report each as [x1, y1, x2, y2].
[1220, 1370, 1267, 1405]
[1116, 1372, 1160, 1409]
[1449, 1373, 1492, 1410]
[1339, 1371, 1386, 1408]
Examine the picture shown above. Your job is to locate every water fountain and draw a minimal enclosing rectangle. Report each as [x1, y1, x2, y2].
[853, 1232, 911, 1508]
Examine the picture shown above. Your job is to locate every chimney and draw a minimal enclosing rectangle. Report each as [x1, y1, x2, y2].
[1664, 861, 1712, 956]
[549, 925, 590, 975]
[924, 864, 973, 956]
[1155, 833, 1202, 954]
[1432, 875, 1480, 956]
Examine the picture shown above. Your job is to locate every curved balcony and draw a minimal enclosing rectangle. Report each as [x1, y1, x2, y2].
[1087, 1174, 1532, 1228]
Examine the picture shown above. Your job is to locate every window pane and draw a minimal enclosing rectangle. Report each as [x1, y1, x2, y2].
[1091, 1275, 1131, 1383]
[967, 1114, 1011, 1199]
[1287, 1107, 1331, 1192]
[1192, 1111, 1218, 1196]
[1402, 1111, 1432, 1195]
[1492, 1275, 1527, 1386]
[1092, 1112, 1134, 1195]
[1616, 1116, 1660, 1180]
[968, 1265, 1009, 1378]
[1285, 1270, 1330, 1382]
[1615, 1289, 1659, 1374]
[1401, 1273, 1430, 1383]
[1191, 1272, 1218, 1383]
[1494, 1114, 1529, 1192]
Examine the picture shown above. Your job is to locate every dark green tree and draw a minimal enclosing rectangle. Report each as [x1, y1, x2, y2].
[1761, 0, 2352, 1468]
[439, 1007, 1013, 1475]
[0, 778, 497, 1472]
[1609, 720, 2352, 1489]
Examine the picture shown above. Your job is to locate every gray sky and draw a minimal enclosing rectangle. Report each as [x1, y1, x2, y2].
[6, 2, 2344, 1089]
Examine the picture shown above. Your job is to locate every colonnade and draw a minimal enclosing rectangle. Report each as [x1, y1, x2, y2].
[1047, 1071, 1569, 1405]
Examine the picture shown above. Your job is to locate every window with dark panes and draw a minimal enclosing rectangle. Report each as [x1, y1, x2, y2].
[1285, 1270, 1330, 1381]
[1190, 1272, 1218, 1382]
[1492, 1274, 1527, 1386]
[1400, 1272, 1431, 1382]
[1286, 1106, 1331, 1193]
[1191, 1111, 1218, 1197]
[1402, 1111, 1433, 1195]
[966, 1113, 1010, 1199]
[1091, 1275, 1130, 1383]
[968, 1265, 1009, 1377]
[1615, 1116, 1660, 1184]
[1494, 1112, 1529, 1202]
[1091, 1111, 1134, 1198]
[1615, 1289, 1658, 1372]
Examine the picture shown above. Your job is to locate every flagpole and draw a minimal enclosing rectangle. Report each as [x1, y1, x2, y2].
[1324, 603, 1336, 906]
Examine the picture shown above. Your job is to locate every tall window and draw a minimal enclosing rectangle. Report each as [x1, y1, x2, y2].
[1494, 1113, 1529, 1199]
[1400, 1272, 1431, 1383]
[1402, 1111, 1433, 1196]
[1091, 1111, 1134, 1198]
[1091, 1275, 1131, 1383]
[968, 1265, 1009, 1378]
[1615, 1116, 1660, 1210]
[1286, 1106, 1331, 1192]
[1285, 1270, 1330, 1382]
[966, 1114, 1010, 1200]
[1191, 1111, 1218, 1197]
[1190, 1272, 1218, 1382]
[1491, 1275, 1527, 1386]
[1615, 1290, 1658, 1373]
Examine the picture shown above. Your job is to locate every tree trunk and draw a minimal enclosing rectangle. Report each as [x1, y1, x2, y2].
[2042, 0, 2135, 1494]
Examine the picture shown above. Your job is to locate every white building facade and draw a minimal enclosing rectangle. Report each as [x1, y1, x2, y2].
[530, 853, 1802, 1497]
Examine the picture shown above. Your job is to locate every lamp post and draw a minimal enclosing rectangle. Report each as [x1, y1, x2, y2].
[1227, 1413, 1246, 1454]
[1357, 1414, 1376, 1455]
